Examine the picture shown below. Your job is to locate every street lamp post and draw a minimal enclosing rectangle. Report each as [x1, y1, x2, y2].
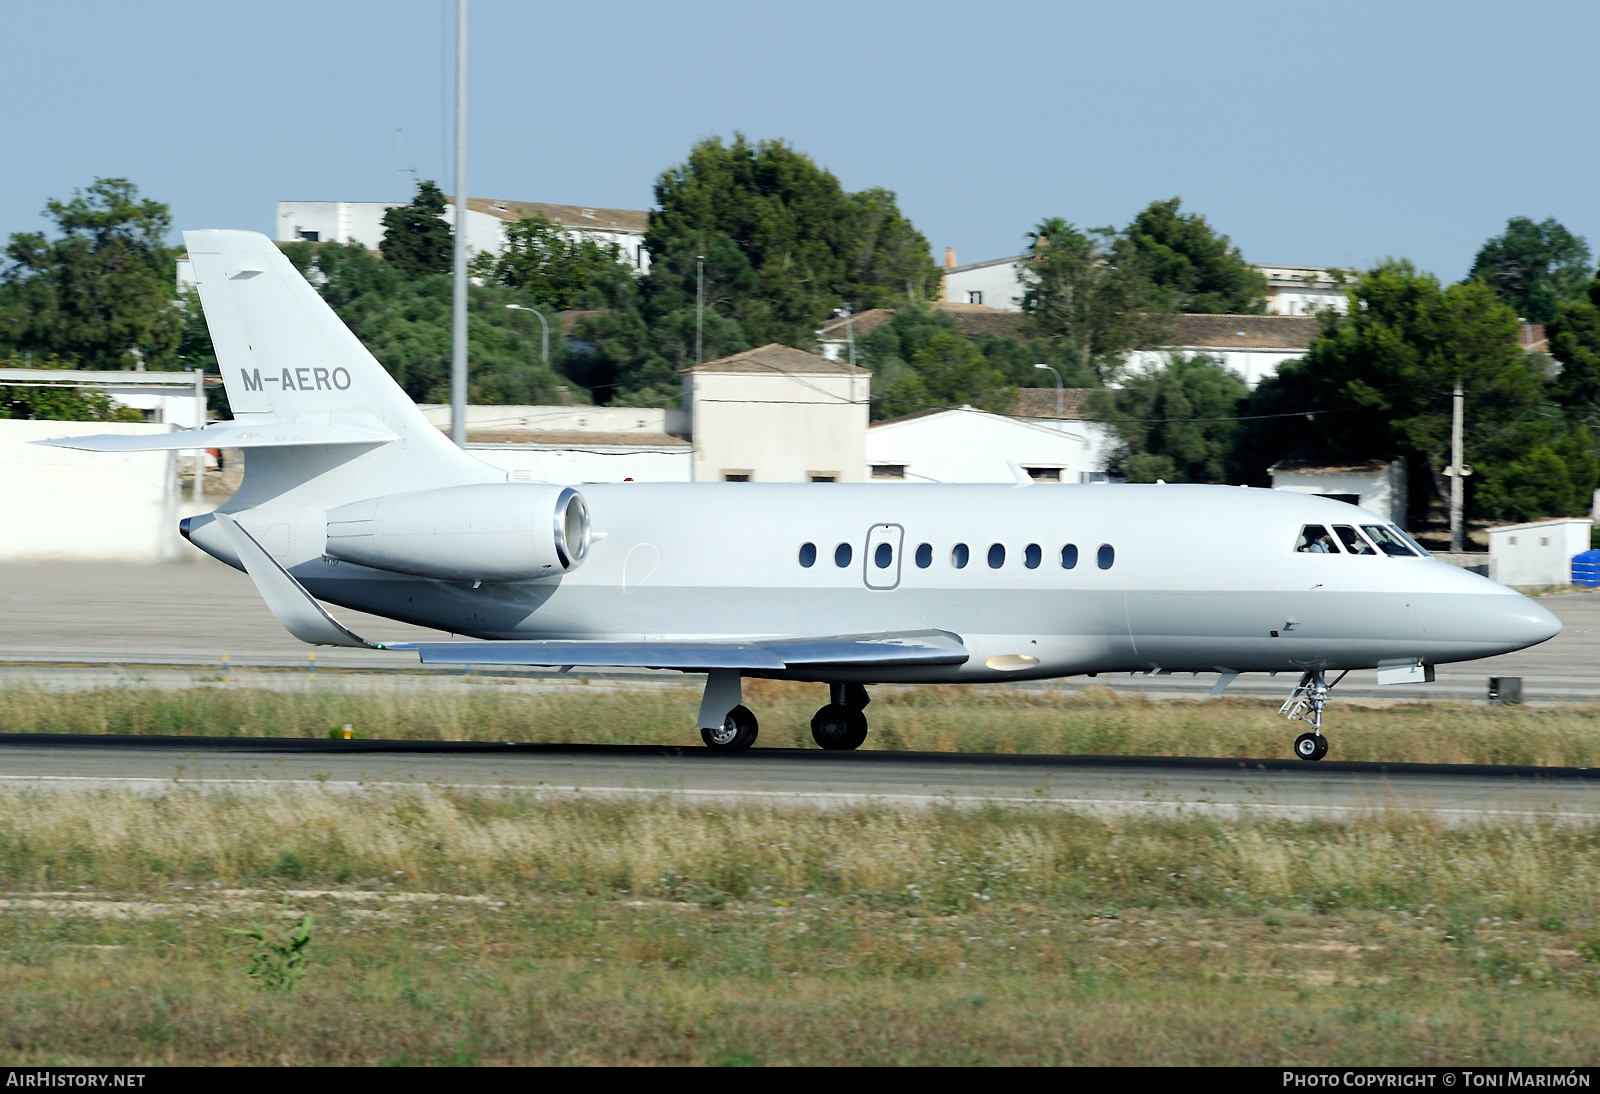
[1034, 363, 1063, 418]
[504, 304, 549, 366]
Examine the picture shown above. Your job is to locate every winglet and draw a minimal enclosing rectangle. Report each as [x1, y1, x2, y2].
[213, 513, 379, 649]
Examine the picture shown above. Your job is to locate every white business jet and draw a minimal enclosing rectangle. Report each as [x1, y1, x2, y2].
[43, 231, 1561, 760]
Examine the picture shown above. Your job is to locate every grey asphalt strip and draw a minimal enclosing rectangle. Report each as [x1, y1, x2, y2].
[2, 736, 1597, 824]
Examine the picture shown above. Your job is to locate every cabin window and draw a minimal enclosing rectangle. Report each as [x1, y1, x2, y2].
[1097, 544, 1115, 570]
[915, 542, 932, 568]
[1061, 544, 1079, 569]
[1024, 543, 1042, 569]
[874, 542, 894, 569]
[1361, 525, 1417, 557]
[798, 542, 817, 568]
[834, 543, 853, 567]
[951, 543, 970, 568]
[988, 543, 1006, 568]
[1295, 525, 1339, 553]
[1334, 525, 1376, 555]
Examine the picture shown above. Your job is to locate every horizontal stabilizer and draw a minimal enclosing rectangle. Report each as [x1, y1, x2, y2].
[35, 421, 396, 453]
[389, 630, 969, 672]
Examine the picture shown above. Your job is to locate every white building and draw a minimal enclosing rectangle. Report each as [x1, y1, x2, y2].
[1124, 314, 1320, 389]
[938, 250, 1353, 317]
[867, 403, 1112, 484]
[682, 344, 870, 482]
[280, 197, 648, 269]
[1268, 457, 1408, 525]
[1487, 517, 1594, 588]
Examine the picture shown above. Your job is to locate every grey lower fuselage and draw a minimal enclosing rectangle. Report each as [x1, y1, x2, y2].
[256, 480, 1558, 684]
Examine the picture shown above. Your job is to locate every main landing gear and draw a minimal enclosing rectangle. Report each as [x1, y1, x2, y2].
[702, 704, 759, 752]
[811, 683, 870, 751]
[1280, 669, 1348, 761]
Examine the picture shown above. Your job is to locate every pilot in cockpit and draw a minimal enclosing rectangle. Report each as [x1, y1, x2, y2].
[1295, 525, 1338, 553]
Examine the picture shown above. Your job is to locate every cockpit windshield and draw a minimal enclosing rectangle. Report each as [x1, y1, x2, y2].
[1362, 524, 1417, 557]
[1334, 525, 1376, 555]
[1295, 525, 1339, 553]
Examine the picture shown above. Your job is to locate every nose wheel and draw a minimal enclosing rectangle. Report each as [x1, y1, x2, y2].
[1281, 669, 1347, 761]
[1293, 732, 1329, 761]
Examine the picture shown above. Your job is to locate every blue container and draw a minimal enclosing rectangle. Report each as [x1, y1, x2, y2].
[1573, 548, 1600, 588]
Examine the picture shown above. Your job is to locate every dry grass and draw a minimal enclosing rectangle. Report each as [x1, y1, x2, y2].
[1, 787, 1599, 1064]
[4, 678, 1600, 766]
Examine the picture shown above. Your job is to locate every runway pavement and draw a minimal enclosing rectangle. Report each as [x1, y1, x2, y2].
[1, 736, 1596, 825]
[1, 561, 1597, 703]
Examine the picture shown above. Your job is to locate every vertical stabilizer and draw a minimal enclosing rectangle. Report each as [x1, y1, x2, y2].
[183, 229, 494, 506]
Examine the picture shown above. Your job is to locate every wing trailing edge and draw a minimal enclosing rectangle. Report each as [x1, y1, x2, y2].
[35, 421, 397, 453]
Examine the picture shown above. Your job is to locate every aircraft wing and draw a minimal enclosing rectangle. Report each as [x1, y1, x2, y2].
[386, 630, 970, 671]
[34, 421, 396, 452]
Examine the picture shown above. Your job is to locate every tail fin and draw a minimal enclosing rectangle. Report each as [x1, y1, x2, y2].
[183, 230, 493, 503]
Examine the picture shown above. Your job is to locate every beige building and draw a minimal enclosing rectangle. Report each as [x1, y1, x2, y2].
[682, 345, 869, 482]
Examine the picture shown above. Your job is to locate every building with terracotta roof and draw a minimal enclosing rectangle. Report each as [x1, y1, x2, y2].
[272, 195, 651, 272]
[681, 344, 871, 482]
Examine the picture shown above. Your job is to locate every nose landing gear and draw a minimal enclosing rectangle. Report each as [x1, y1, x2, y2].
[1280, 669, 1347, 761]
[811, 683, 870, 751]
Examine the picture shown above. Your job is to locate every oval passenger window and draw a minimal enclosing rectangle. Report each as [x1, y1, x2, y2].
[1061, 544, 1078, 569]
[1024, 543, 1041, 569]
[988, 543, 1005, 569]
[1097, 544, 1115, 570]
[874, 542, 893, 568]
[798, 542, 816, 568]
[951, 543, 969, 569]
[915, 542, 932, 568]
[835, 543, 852, 567]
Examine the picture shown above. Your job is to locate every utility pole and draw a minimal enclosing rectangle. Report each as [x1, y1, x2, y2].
[504, 304, 549, 366]
[695, 255, 704, 366]
[1034, 363, 1063, 419]
[1448, 380, 1470, 553]
[449, 0, 469, 449]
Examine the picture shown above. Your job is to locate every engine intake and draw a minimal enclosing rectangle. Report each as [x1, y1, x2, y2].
[324, 483, 590, 581]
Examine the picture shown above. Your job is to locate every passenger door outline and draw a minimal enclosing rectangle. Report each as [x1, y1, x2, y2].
[864, 523, 905, 590]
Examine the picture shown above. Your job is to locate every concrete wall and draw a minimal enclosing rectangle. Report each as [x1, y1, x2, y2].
[1270, 461, 1407, 525]
[867, 407, 1113, 484]
[1124, 347, 1306, 389]
[0, 421, 208, 562]
[1488, 517, 1594, 587]
[687, 371, 868, 482]
[417, 405, 690, 436]
[466, 444, 690, 484]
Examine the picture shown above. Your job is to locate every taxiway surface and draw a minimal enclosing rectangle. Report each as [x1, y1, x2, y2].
[1, 737, 1596, 824]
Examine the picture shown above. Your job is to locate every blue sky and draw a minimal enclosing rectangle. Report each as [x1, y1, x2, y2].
[2, 0, 1595, 282]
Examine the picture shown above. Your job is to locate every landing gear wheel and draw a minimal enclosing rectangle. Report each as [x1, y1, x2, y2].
[1293, 732, 1328, 761]
[702, 705, 758, 752]
[811, 704, 869, 751]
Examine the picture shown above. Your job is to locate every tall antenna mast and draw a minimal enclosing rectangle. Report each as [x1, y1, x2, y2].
[449, 0, 469, 449]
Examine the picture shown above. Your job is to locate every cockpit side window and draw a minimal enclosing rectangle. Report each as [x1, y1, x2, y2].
[1294, 524, 1340, 553]
[1334, 525, 1376, 555]
[1362, 524, 1417, 557]
[1393, 526, 1431, 557]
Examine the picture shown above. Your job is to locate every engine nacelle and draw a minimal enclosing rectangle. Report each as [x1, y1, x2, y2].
[324, 483, 590, 581]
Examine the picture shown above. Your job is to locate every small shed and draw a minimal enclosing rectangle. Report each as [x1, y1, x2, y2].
[1487, 517, 1594, 588]
[1268, 456, 1408, 525]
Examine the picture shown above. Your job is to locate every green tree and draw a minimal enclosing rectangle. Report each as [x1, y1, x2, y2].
[1117, 198, 1268, 314]
[875, 331, 1014, 420]
[473, 213, 628, 310]
[1106, 354, 1250, 483]
[379, 180, 454, 278]
[280, 241, 575, 405]
[1, 178, 181, 369]
[1468, 216, 1592, 325]
[1547, 264, 1600, 426]
[1020, 218, 1170, 383]
[1237, 260, 1548, 523]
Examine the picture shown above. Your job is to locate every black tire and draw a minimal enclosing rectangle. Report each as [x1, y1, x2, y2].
[811, 704, 863, 751]
[1293, 732, 1324, 761]
[702, 705, 758, 752]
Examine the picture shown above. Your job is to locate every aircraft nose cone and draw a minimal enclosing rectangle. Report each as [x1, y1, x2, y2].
[1416, 563, 1563, 661]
